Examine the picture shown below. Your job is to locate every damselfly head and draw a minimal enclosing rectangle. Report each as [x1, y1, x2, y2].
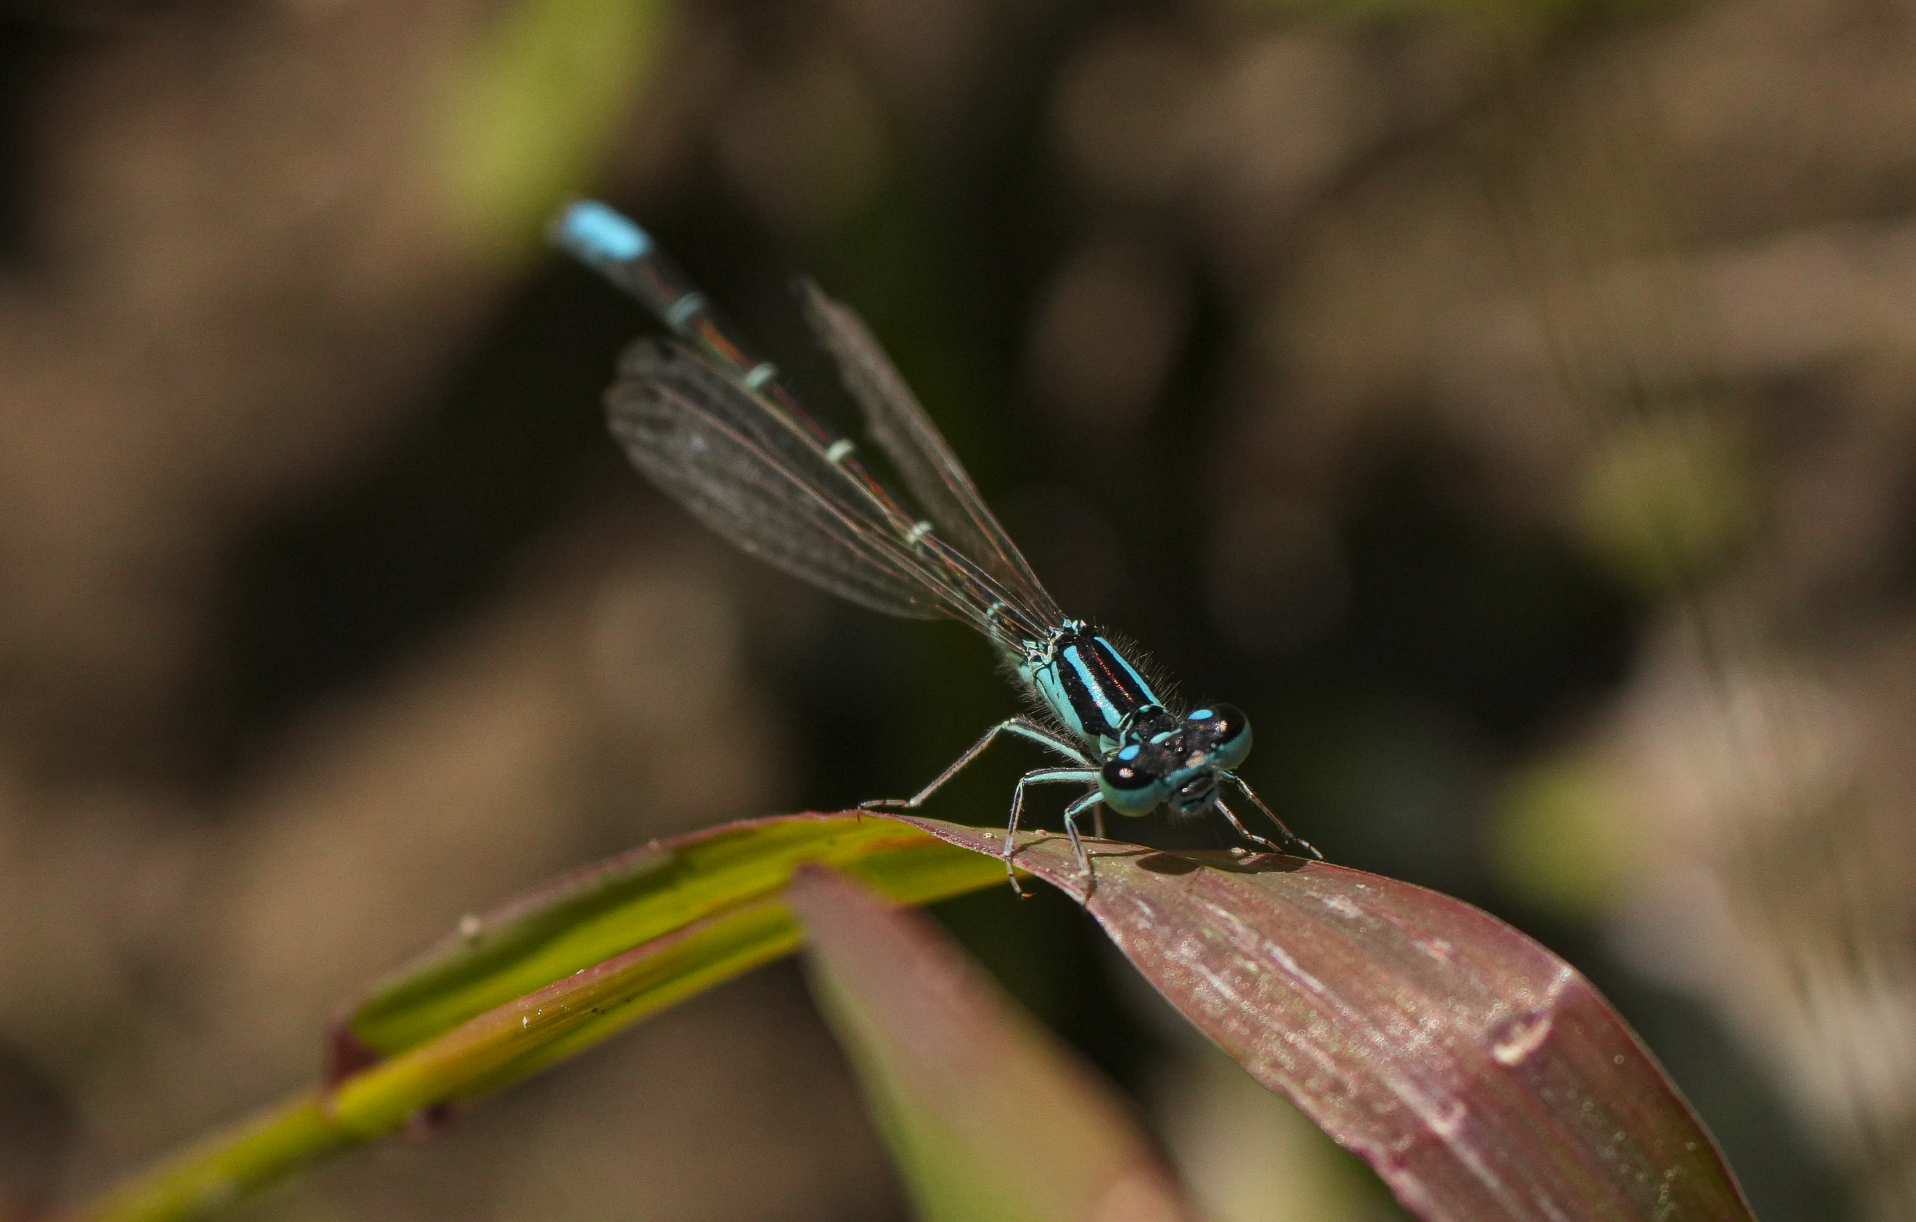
[1099, 702, 1254, 818]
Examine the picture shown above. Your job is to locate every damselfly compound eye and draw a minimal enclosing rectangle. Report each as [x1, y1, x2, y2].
[1191, 702, 1251, 772]
[1100, 746, 1172, 817]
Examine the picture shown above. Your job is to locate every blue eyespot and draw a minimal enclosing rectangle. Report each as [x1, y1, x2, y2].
[1118, 744, 1141, 761]
[1188, 707, 1213, 721]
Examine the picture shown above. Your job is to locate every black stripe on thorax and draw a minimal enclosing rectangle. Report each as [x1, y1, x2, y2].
[1055, 630, 1157, 740]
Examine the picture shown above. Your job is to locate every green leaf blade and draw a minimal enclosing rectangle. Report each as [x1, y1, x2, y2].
[69, 814, 1010, 1222]
[344, 813, 999, 1058]
[72, 1095, 341, 1222]
[331, 900, 804, 1134]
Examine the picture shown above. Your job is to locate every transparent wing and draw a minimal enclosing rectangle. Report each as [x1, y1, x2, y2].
[799, 282, 1066, 626]
[558, 202, 1058, 644]
[609, 339, 1024, 629]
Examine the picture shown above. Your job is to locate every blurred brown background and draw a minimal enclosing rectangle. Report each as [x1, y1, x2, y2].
[0, 0, 1911, 1218]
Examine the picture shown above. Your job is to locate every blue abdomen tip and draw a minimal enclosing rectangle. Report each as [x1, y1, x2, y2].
[556, 200, 651, 263]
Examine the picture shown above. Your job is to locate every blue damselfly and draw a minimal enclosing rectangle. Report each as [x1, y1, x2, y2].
[554, 201, 1318, 884]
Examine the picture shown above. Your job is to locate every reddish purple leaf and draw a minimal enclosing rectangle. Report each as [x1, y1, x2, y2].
[888, 817, 1754, 1222]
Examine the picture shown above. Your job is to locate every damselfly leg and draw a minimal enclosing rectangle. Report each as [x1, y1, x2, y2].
[1223, 774, 1322, 860]
[1061, 790, 1104, 879]
[861, 714, 1105, 893]
[860, 715, 1090, 811]
[1001, 767, 1100, 892]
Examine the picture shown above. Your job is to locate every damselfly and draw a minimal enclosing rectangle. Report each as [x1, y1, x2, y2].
[554, 201, 1319, 884]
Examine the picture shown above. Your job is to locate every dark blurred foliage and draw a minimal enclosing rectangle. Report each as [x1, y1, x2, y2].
[0, 0, 1911, 1219]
